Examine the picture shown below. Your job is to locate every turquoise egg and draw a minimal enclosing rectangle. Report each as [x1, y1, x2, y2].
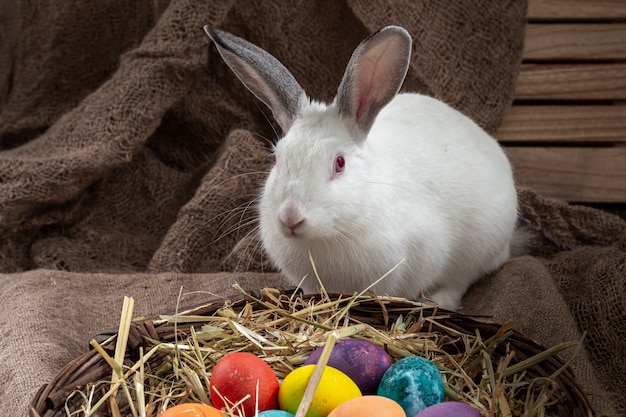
[257, 410, 295, 417]
[377, 356, 444, 416]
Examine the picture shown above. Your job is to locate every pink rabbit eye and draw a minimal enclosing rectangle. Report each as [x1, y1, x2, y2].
[333, 155, 345, 179]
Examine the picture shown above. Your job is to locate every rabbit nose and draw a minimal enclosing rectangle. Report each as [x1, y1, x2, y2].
[279, 202, 305, 234]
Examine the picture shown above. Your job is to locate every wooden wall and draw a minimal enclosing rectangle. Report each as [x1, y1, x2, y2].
[497, 0, 626, 203]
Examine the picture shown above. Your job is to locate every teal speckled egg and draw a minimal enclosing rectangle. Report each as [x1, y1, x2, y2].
[377, 356, 444, 416]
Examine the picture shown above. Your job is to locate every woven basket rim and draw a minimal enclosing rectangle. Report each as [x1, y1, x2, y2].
[29, 290, 595, 417]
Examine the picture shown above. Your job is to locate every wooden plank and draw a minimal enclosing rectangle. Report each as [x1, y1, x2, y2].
[498, 105, 626, 143]
[524, 23, 626, 60]
[515, 63, 626, 100]
[505, 147, 626, 202]
[528, 0, 626, 20]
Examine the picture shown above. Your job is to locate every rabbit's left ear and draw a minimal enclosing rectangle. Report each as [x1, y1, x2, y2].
[204, 26, 305, 133]
[336, 26, 412, 142]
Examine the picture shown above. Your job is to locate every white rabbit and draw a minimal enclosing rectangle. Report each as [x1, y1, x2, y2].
[204, 25, 519, 310]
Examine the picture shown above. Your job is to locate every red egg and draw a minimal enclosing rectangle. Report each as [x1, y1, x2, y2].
[209, 352, 280, 417]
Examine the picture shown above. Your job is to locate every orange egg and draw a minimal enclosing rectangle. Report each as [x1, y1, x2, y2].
[159, 403, 226, 417]
[327, 396, 405, 417]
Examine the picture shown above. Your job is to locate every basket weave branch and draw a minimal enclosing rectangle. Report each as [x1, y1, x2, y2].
[29, 289, 594, 417]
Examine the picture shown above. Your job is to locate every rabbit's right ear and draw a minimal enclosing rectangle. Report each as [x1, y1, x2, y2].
[204, 26, 305, 133]
[337, 26, 412, 143]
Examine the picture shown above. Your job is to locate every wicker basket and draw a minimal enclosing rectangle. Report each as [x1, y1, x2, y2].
[29, 290, 594, 417]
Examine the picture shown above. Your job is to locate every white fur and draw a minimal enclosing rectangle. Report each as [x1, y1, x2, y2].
[206, 25, 518, 310]
[260, 94, 517, 309]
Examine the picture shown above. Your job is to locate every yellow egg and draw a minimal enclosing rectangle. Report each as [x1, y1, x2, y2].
[327, 396, 405, 417]
[278, 365, 361, 417]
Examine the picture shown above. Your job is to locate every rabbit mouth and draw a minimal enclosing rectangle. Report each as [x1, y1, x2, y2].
[280, 222, 304, 238]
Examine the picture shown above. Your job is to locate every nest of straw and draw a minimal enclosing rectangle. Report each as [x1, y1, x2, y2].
[29, 287, 593, 417]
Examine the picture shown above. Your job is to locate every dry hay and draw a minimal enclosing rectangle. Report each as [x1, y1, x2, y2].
[29, 285, 592, 417]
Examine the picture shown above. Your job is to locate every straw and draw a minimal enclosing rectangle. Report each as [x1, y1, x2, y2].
[29, 288, 592, 417]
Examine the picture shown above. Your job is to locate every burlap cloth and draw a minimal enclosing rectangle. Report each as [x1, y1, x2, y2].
[0, 1, 623, 415]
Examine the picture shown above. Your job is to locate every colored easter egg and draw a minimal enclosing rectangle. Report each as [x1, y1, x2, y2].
[278, 365, 362, 417]
[305, 339, 392, 394]
[209, 352, 279, 417]
[327, 395, 405, 417]
[159, 403, 225, 417]
[414, 401, 481, 417]
[257, 410, 295, 417]
[377, 356, 444, 416]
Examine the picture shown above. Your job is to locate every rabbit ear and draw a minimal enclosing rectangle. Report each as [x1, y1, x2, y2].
[336, 26, 412, 142]
[204, 26, 305, 133]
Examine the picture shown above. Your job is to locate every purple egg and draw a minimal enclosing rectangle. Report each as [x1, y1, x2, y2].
[305, 339, 392, 394]
[414, 402, 481, 417]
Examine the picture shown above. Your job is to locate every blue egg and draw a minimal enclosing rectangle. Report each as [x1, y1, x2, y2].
[257, 410, 295, 417]
[377, 356, 444, 416]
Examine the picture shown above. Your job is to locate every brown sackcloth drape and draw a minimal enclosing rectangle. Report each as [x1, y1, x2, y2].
[1, 1, 624, 415]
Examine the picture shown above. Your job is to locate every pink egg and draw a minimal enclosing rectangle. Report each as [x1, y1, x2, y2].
[414, 402, 481, 417]
[328, 395, 405, 417]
